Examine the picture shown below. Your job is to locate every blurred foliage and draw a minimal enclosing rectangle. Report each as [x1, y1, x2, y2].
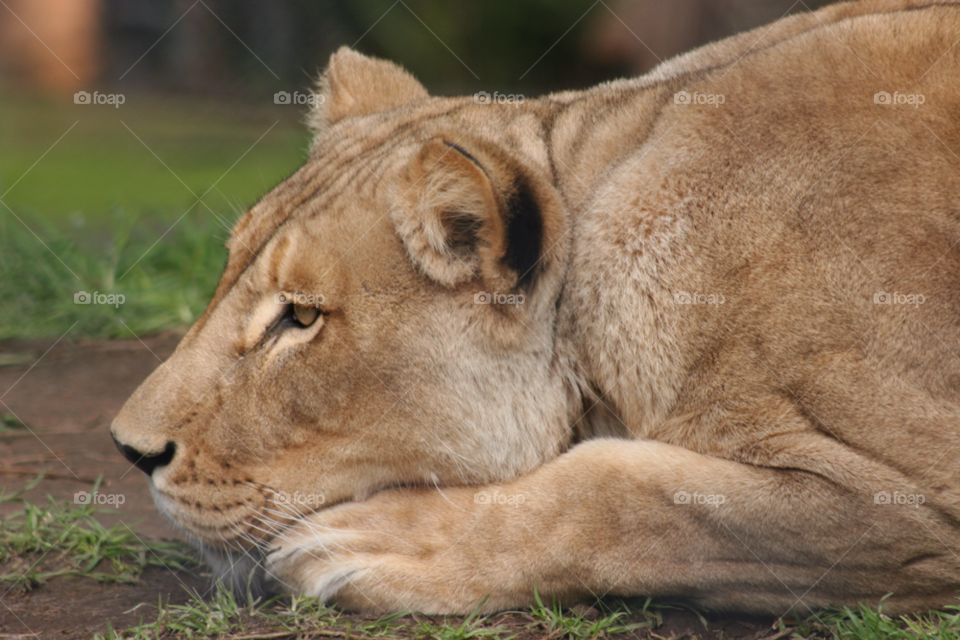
[341, 0, 602, 94]
[101, 0, 608, 97]
[0, 90, 309, 219]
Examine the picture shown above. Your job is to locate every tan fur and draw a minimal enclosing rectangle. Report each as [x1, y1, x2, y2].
[114, 2, 960, 615]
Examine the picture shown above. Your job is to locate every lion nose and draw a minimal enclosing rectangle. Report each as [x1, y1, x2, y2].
[112, 435, 177, 476]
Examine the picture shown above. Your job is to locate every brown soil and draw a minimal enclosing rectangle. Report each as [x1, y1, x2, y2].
[0, 334, 777, 639]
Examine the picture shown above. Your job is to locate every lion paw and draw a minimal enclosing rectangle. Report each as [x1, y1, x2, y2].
[263, 488, 500, 613]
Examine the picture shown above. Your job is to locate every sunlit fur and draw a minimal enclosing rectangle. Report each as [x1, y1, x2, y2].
[115, 0, 960, 615]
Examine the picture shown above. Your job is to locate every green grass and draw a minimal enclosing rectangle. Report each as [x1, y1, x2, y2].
[94, 588, 410, 640]
[0, 87, 311, 341]
[529, 587, 652, 639]
[92, 588, 960, 640]
[413, 599, 513, 640]
[0, 411, 28, 433]
[0, 89, 309, 219]
[0, 208, 229, 340]
[0, 474, 195, 590]
[788, 600, 960, 640]
[94, 587, 516, 640]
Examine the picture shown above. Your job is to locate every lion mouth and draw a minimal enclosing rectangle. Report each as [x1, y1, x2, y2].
[152, 482, 348, 553]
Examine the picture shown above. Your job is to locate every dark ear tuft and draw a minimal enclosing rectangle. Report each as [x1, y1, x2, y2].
[504, 178, 544, 287]
[393, 136, 562, 293]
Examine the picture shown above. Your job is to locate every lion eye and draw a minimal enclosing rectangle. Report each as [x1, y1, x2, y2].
[293, 304, 319, 327]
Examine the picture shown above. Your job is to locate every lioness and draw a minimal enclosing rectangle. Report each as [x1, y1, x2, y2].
[112, 0, 960, 616]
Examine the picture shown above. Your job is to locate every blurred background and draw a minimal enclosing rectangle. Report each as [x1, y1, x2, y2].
[0, 0, 833, 341]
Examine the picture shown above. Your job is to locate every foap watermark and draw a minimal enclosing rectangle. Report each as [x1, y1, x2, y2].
[874, 490, 925, 508]
[275, 491, 325, 508]
[275, 291, 326, 306]
[473, 91, 525, 107]
[674, 90, 725, 108]
[75, 490, 125, 508]
[874, 91, 924, 108]
[474, 490, 525, 507]
[74, 91, 125, 108]
[475, 291, 525, 307]
[674, 290, 725, 306]
[75, 291, 125, 307]
[874, 291, 925, 307]
[274, 90, 325, 107]
[674, 490, 726, 507]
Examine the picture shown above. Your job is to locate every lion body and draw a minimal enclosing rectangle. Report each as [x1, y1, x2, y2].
[114, 0, 960, 615]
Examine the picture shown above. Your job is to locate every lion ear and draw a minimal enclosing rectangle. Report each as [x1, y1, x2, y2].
[308, 47, 428, 137]
[392, 139, 561, 292]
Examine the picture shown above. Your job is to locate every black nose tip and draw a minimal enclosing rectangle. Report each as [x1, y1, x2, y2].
[112, 436, 176, 476]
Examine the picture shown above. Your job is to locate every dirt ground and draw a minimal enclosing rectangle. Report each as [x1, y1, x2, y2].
[0, 334, 777, 639]
[0, 333, 211, 638]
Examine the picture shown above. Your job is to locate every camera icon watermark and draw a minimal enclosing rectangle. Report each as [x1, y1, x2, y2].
[673, 290, 724, 306]
[474, 291, 525, 307]
[674, 490, 726, 507]
[874, 91, 924, 108]
[474, 490, 525, 507]
[74, 291, 125, 307]
[74, 91, 125, 108]
[674, 90, 725, 107]
[274, 91, 324, 106]
[873, 291, 925, 307]
[473, 91, 524, 107]
[74, 490, 125, 508]
[874, 490, 925, 508]
[275, 291, 326, 306]
[275, 491, 325, 508]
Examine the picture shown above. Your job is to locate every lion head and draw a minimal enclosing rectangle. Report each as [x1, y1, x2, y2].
[111, 48, 576, 585]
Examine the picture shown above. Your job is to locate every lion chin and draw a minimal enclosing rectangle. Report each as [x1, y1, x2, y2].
[150, 480, 336, 599]
[114, 0, 960, 616]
